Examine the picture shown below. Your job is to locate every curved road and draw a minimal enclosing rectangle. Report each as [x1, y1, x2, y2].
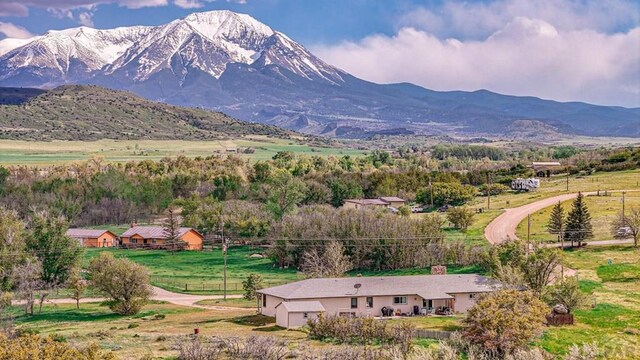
[484, 190, 636, 245]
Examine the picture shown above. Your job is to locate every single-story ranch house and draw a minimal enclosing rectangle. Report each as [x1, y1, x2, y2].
[120, 226, 204, 250]
[66, 229, 118, 248]
[342, 197, 406, 210]
[258, 274, 499, 328]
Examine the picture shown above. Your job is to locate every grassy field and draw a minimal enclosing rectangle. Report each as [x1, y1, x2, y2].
[538, 245, 640, 358]
[516, 192, 640, 242]
[0, 137, 365, 165]
[83, 247, 483, 295]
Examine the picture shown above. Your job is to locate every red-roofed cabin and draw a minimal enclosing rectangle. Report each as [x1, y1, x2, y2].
[66, 229, 118, 248]
[120, 226, 203, 251]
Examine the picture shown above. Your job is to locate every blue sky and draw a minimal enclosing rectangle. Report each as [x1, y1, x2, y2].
[0, 0, 639, 107]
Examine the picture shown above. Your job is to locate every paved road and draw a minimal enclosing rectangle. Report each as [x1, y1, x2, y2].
[21, 286, 244, 309]
[484, 190, 637, 245]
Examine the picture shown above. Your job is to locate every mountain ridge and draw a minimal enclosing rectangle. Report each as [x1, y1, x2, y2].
[0, 10, 638, 138]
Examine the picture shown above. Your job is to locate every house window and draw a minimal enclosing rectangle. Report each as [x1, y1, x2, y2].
[366, 297, 373, 308]
[152, 239, 157, 244]
[131, 239, 137, 244]
[351, 297, 358, 309]
[262, 294, 267, 307]
[303, 312, 308, 319]
[422, 299, 433, 308]
[469, 293, 478, 300]
[393, 296, 407, 305]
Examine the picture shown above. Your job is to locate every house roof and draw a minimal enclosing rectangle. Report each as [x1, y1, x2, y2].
[532, 162, 562, 167]
[259, 274, 499, 300]
[379, 197, 405, 202]
[344, 199, 389, 206]
[276, 301, 325, 313]
[121, 226, 200, 239]
[66, 229, 115, 239]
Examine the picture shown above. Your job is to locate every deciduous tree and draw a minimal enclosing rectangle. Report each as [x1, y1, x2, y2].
[302, 241, 352, 278]
[446, 207, 476, 232]
[242, 273, 264, 309]
[611, 207, 640, 247]
[462, 290, 549, 356]
[88, 252, 152, 315]
[0, 208, 26, 291]
[26, 212, 82, 288]
[66, 267, 87, 310]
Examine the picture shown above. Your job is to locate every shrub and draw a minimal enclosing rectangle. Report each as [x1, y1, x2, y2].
[307, 314, 414, 346]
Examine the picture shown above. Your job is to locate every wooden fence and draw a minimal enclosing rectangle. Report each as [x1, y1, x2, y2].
[414, 329, 453, 340]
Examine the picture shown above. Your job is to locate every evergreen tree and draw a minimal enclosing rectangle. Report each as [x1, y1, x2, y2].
[564, 193, 593, 247]
[547, 201, 564, 240]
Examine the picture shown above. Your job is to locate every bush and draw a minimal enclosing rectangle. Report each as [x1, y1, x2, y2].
[416, 182, 477, 207]
[0, 333, 115, 360]
[307, 314, 414, 346]
[446, 207, 476, 232]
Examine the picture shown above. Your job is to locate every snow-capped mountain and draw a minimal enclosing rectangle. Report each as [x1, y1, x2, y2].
[1, 10, 638, 138]
[0, 11, 341, 86]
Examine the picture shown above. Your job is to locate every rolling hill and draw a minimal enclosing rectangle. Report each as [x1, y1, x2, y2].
[0, 85, 295, 141]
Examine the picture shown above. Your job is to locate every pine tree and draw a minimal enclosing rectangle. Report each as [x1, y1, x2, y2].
[547, 201, 564, 240]
[564, 193, 593, 247]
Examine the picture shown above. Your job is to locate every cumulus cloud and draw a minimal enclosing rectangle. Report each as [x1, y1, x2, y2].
[0, 22, 34, 39]
[0, 0, 168, 17]
[314, 20, 640, 107]
[399, 0, 639, 40]
[174, 0, 205, 9]
[315, 0, 640, 107]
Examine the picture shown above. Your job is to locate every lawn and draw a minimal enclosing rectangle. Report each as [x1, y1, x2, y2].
[537, 245, 640, 358]
[0, 137, 366, 165]
[83, 247, 486, 295]
[83, 247, 302, 294]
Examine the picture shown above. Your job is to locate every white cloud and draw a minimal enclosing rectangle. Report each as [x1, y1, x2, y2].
[0, 22, 34, 39]
[399, 0, 639, 40]
[0, 0, 169, 17]
[174, 0, 205, 9]
[314, 20, 640, 107]
[78, 12, 95, 27]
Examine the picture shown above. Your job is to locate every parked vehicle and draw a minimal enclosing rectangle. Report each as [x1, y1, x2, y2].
[411, 206, 424, 213]
[437, 205, 451, 212]
[614, 226, 633, 238]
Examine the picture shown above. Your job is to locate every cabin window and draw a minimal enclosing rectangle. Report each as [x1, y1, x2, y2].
[469, 293, 478, 300]
[131, 239, 137, 244]
[152, 239, 157, 244]
[366, 297, 373, 308]
[303, 312, 308, 319]
[351, 297, 358, 309]
[262, 294, 267, 307]
[393, 296, 407, 305]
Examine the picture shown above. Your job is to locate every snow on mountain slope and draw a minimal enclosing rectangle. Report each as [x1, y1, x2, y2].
[0, 10, 340, 83]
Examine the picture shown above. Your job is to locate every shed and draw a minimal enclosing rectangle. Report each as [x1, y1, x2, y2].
[275, 301, 325, 328]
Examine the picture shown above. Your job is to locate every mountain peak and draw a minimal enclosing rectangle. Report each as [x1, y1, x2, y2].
[182, 10, 274, 39]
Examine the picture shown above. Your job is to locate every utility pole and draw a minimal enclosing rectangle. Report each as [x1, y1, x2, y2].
[527, 213, 531, 243]
[566, 167, 569, 191]
[429, 177, 434, 208]
[221, 219, 227, 300]
[486, 172, 492, 210]
[622, 191, 626, 219]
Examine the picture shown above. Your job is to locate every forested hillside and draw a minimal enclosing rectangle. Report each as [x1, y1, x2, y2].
[0, 85, 294, 140]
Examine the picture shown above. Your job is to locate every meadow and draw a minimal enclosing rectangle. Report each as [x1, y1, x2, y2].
[515, 192, 640, 242]
[0, 137, 365, 165]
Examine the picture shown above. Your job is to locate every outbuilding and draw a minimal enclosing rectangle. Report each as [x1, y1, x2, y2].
[275, 301, 325, 329]
[66, 229, 118, 247]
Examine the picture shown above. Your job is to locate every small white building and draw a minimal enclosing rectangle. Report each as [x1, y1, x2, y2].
[275, 301, 325, 328]
[259, 274, 500, 329]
